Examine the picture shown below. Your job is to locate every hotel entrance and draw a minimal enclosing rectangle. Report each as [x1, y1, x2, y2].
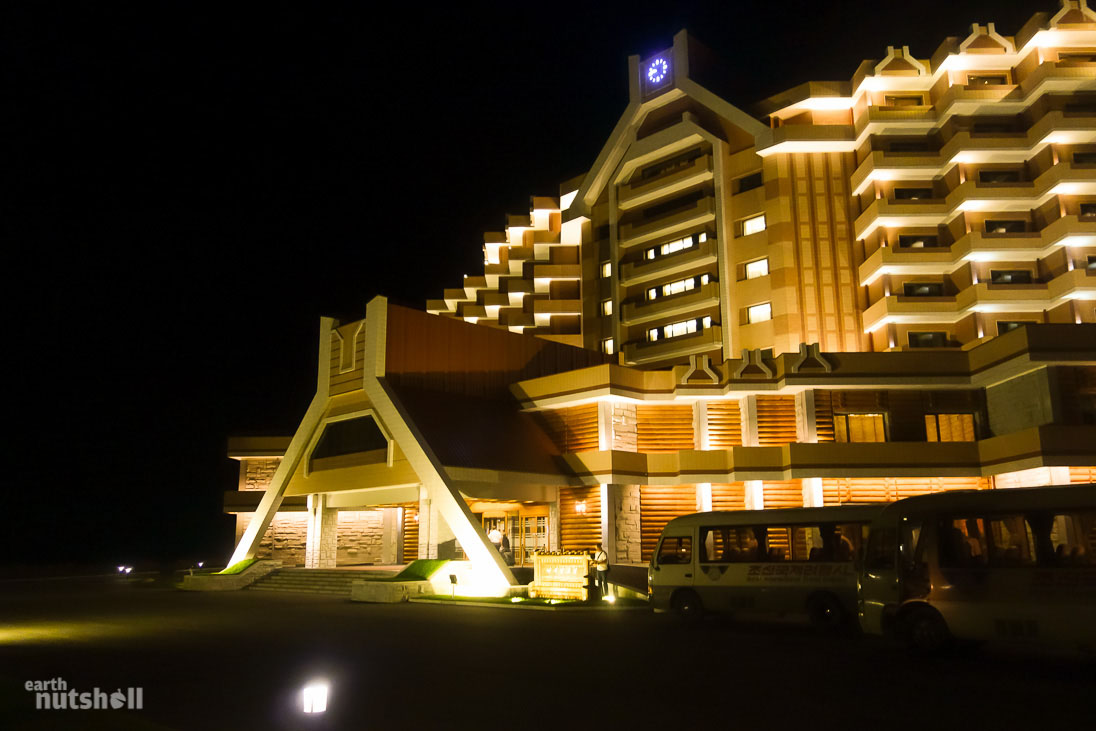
[470, 501, 550, 567]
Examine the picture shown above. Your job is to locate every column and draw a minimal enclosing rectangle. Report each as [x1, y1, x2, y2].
[614, 485, 642, 563]
[801, 477, 823, 508]
[548, 499, 561, 552]
[741, 396, 759, 446]
[305, 493, 337, 569]
[795, 390, 817, 443]
[696, 482, 713, 512]
[380, 508, 399, 565]
[744, 480, 764, 511]
[600, 484, 616, 560]
[418, 486, 433, 559]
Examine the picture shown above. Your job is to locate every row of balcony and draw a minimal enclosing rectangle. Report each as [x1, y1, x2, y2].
[853, 161, 1096, 239]
[861, 267, 1095, 331]
[620, 281, 720, 327]
[621, 324, 723, 366]
[858, 215, 1096, 284]
[617, 153, 714, 211]
[759, 61, 1096, 155]
[850, 110, 1096, 195]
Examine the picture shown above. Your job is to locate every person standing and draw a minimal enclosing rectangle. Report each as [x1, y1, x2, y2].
[593, 543, 610, 598]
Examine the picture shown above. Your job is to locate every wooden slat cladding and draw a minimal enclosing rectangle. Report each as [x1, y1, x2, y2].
[1069, 466, 1096, 484]
[401, 504, 419, 563]
[706, 401, 742, 448]
[822, 476, 989, 505]
[636, 405, 695, 453]
[755, 396, 797, 446]
[560, 486, 601, 552]
[640, 485, 697, 561]
[536, 404, 599, 453]
[763, 480, 803, 509]
[711, 482, 746, 511]
[814, 391, 835, 442]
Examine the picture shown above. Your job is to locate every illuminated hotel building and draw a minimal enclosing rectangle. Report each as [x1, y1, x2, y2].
[226, 2, 1096, 592]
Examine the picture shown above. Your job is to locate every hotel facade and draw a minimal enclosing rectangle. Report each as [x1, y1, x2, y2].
[226, 2, 1096, 593]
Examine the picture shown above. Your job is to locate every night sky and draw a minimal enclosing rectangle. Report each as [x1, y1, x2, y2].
[7, 0, 1038, 569]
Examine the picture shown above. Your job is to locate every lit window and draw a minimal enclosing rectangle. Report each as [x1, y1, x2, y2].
[647, 288, 658, 301]
[601, 338, 615, 355]
[601, 299, 613, 316]
[702, 316, 712, 328]
[925, 414, 975, 442]
[741, 214, 766, 236]
[834, 413, 886, 442]
[745, 259, 769, 279]
[698, 232, 707, 243]
[647, 317, 707, 343]
[648, 328, 659, 342]
[601, 262, 611, 278]
[746, 302, 772, 323]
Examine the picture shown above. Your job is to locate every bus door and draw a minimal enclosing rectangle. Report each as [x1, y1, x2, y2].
[695, 526, 761, 612]
[652, 532, 695, 593]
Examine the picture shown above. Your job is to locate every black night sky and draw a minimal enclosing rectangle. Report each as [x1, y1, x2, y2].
[7, 0, 1037, 570]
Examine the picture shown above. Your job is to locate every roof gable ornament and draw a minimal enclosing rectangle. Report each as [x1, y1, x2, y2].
[873, 46, 927, 77]
[733, 349, 774, 379]
[1052, 0, 1096, 26]
[790, 342, 833, 374]
[959, 23, 1015, 54]
[679, 353, 721, 384]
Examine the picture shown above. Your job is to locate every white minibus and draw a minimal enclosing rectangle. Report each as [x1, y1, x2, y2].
[859, 484, 1096, 653]
[649, 505, 885, 627]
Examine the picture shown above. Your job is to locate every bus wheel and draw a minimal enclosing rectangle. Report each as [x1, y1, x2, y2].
[672, 590, 703, 620]
[806, 592, 847, 631]
[901, 606, 951, 652]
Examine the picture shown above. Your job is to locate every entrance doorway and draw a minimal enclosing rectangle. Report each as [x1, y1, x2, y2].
[469, 502, 550, 567]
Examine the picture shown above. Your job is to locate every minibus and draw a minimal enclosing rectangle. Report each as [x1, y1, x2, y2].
[859, 484, 1096, 653]
[649, 505, 885, 627]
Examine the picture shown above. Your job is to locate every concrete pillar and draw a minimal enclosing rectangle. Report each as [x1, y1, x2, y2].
[614, 485, 642, 564]
[696, 482, 713, 512]
[795, 390, 817, 443]
[305, 494, 337, 569]
[601, 484, 617, 560]
[741, 396, 758, 446]
[697, 401, 710, 450]
[801, 477, 823, 507]
[744, 480, 764, 511]
[380, 508, 399, 565]
[548, 499, 560, 552]
[418, 487, 432, 559]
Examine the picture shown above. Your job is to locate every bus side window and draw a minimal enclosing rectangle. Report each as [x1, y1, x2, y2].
[767, 527, 790, 561]
[939, 517, 988, 568]
[987, 514, 1036, 567]
[865, 524, 897, 571]
[657, 536, 692, 565]
[1049, 511, 1095, 566]
[700, 527, 727, 563]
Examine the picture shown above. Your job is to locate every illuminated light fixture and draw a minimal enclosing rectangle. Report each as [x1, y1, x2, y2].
[602, 594, 617, 604]
[463, 317, 479, 324]
[124, 567, 132, 574]
[197, 562, 204, 568]
[864, 316, 893, 334]
[575, 500, 587, 514]
[117, 566, 125, 573]
[647, 57, 669, 84]
[510, 597, 522, 603]
[797, 96, 854, 111]
[302, 681, 329, 714]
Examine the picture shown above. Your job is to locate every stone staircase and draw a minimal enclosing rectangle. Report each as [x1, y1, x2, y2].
[247, 568, 363, 597]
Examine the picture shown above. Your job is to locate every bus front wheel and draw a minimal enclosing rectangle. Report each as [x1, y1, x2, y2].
[899, 606, 951, 652]
[672, 589, 703, 620]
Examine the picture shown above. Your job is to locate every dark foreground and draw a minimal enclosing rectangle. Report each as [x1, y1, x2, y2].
[0, 576, 1092, 730]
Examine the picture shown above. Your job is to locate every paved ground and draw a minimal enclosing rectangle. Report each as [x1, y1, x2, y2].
[0, 575, 1092, 730]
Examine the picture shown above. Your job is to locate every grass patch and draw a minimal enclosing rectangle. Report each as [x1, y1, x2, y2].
[217, 558, 258, 575]
[386, 559, 449, 582]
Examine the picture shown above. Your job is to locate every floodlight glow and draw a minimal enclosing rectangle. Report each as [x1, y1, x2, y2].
[603, 594, 617, 604]
[117, 566, 125, 573]
[647, 58, 668, 84]
[124, 567, 132, 574]
[197, 562, 204, 568]
[302, 681, 329, 714]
